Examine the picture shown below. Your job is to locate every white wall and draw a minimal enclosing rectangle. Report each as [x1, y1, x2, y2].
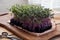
[41, 0, 53, 9]
[0, 0, 60, 13]
[28, 0, 60, 9]
[28, 0, 41, 4]
[0, 0, 28, 13]
[28, 0, 52, 9]
[53, 0, 60, 8]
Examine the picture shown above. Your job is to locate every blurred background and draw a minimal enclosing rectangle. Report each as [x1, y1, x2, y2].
[0, 0, 60, 13]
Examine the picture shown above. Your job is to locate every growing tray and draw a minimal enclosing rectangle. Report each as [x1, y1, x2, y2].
[9, 19, 56, 36]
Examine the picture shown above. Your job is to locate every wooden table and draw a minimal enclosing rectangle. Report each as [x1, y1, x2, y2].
[0, 13, 60, 40]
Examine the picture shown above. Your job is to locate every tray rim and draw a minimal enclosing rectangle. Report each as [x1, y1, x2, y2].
[9, 19, 56, 36]
[15, 23, 56, 36]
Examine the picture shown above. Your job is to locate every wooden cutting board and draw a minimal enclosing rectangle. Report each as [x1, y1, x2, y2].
[0, 13, 60, 40]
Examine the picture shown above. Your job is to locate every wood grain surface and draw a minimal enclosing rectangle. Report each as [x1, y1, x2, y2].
[0, 13, 60, 40]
